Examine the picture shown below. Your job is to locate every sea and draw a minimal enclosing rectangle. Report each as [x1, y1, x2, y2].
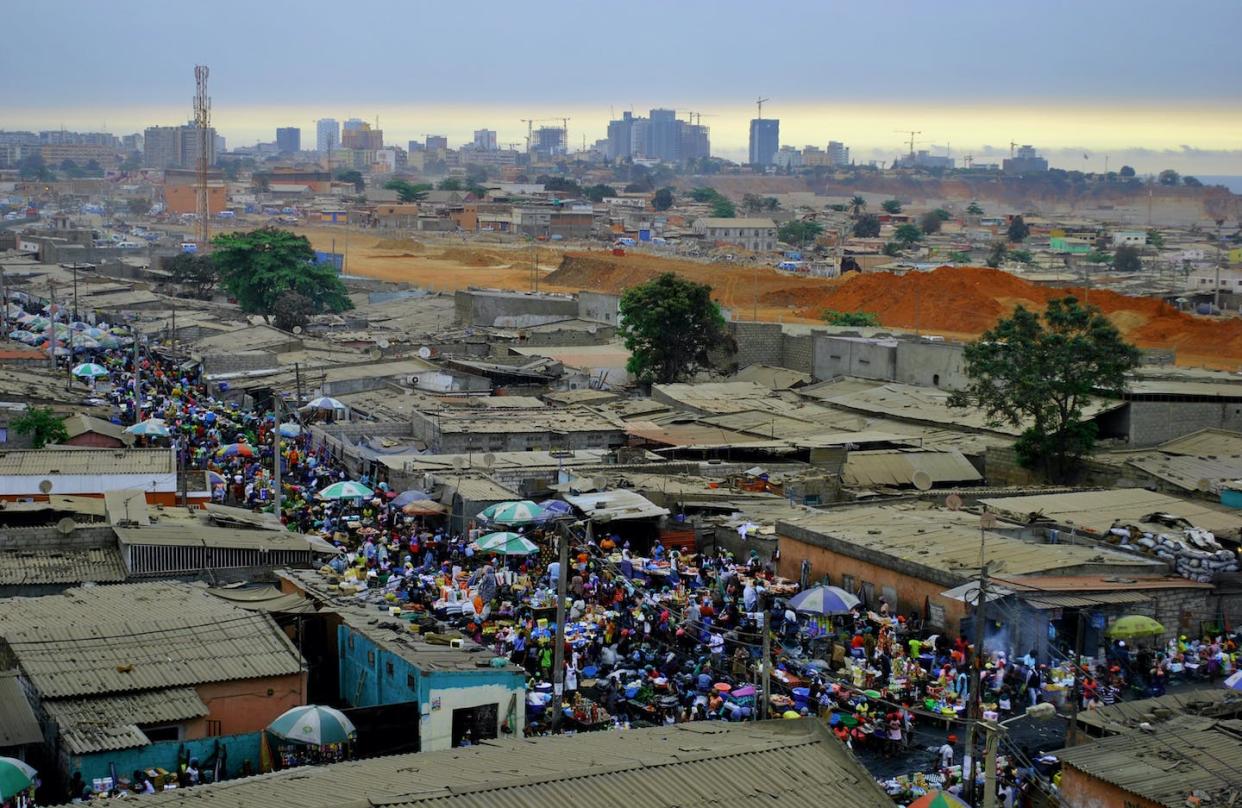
[1197, 176, 1242, 194]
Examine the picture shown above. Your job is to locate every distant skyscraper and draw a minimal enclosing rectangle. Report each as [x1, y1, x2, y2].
[341, 123, 383, 150]
[827, 141, 849, 167]
[533, 127, 566, 157]
[681, 123, 711, 162]
[473, 129, 497, 150]
[276, 127, 301, 154]
[645, 108, 680, 162]
[343, 118, 366, 132]
[425, 135, 448, 153]
[605, 112, 634, 161]
[1003, 145, 1049, 174]
[316, 119, 339, 153]
[749, 119, 780, 167]
[142, 124, 217, 169]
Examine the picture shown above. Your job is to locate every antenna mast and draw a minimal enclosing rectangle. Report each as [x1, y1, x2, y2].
[193, 65, 211, 252]
[755, 97, 770, 120]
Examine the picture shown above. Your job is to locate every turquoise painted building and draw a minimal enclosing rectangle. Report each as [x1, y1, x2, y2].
[1049, 235, 1091, 254]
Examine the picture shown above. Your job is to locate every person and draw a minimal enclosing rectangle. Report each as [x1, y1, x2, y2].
[185, 758, 200, 786]
[564, 659, 579, 701]
[938, 734, 956, 770]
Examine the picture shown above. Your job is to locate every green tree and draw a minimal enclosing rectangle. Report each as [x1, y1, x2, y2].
[120, 154, 142, 172]
[822, 310, 880, 326]
[1118, 165, 1136, 178]
[13, 407, 68, 449]
[778, 220, 824, 245]
[1146, 229, 1165, 248]
[894, 223, 923, 244]
[127, 198, 152, 216]
[1085, 250, 1111, 265]
[538, 175, 582, 196]
[618, 273, 728, 384]
[166, 253, 219, 299]
[881, 199, 903, 214]
[986, 242, 1008, 267]
[948, 250, 972, 264]
[437, 178, 463, 191]
[852, 214, 881, 238]
[966, 201, 984, 216]
[919, 211, 943, 235]
[18, 154, 51, 181]
[651, 187, 674, 211]
[271, 290, 315, 332]
[690, 187, 721, 203]
[583, 184, 618, 203]
[850, 195, 867, 217]
[1182, 175, 1203, 187]
[334, 169, 364, 193]
[741, 193, 763, 213]
[211, 228, 353, 321]
[383, 179, 431, 203]
[711, 197, 736, 218]
[949, 297, 1140, 482]
[882, 241, 902, 256]
[761, 196, 780, 212]
[1157, 169, 1180, 186]
[1114, 244, 1143, 272]
[1007, 215, 1031, 243]
[1008, 249, 1033, 264]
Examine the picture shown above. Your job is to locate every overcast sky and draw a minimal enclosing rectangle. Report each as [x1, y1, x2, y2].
[4, 0, 1241, 172]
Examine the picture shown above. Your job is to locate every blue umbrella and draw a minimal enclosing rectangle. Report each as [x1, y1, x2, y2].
[538, 499, 573, 518]
[788, 585, 860, 616]
[392, 489, 431, 508]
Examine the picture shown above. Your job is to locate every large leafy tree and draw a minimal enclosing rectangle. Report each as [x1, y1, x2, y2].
[1007, 215, 1030, 243]
[384, 179, 431, 203]
[211, 228, 352, 321]
[948, 297, 1140, 482]
[13, 407, 68, 449]
[334, 170, 365, 193]
[778, 220, 824, 245]
[894, 223, 923, 244]
[852, 214, 881, 238]
[881, 199, 902, 214]
[651, 187, 674, 211]
[618, 273, 728, 384]
[166, 253, 220, 299]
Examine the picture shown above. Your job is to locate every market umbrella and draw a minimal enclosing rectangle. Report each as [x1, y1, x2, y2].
[0, 757, 37, 800]
[478, 500, 545, 526]
[787, 585, 861, 616]
[476, 531, 539, 556]
[908, 791, 971, 808]
[206, 470, 227, 487]
[267, 705, 357, 746]
[8, 330, 37, 343]
[1223, 670, 1242, 692]
[402, 499, 446, 516]
[392, 489, 430, 508]
[538, 499, 574, 518]
[217, 442, 256, 458]
[71, 362, 109, 378]
[317, 480, 374, 500]
[125, 418, 171, 438]
[277, 422, 302, 437]
[303, 396, 346, 412]
[1105, 615, 1165, 640]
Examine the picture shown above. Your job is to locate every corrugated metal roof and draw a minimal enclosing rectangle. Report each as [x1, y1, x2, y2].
[0, 671, 42, 748]
[114, 525, 313, 552]
[44, 687, 208, 753]
[1019, 590, 1151, 608]
[564, 489, 670, 522]
[1074, 687, 1242, 734]
[978, 489, 1242, 539]
[105, 487, 149, 524]
[133, 719, 890, 808]
[440, 475, 519, 503]
[0, 544, 127, 585]
[1126, 453, 1242, 494]
[1055, 716, 1242, 807]
[842, 449, 981, 488]
[0, 581, 303, 699]
[0, 447, 175, 475]
[1158, 428, 1242, 457]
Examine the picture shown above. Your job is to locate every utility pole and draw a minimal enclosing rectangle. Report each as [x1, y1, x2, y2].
[1216, 219, 1225, 312]
[170, 303, 176, 363]
[132, 327, 142, 423]
[47, 283, 57, 372]
[272, 396, 282, 513]
[71, 263, 79, 322]
[193, 65, 212, 253]
[966, 512, 995, 805]
[981, 719, 1004, 808]
[549, 519, 571, 732]
[759, 611, 771, 719]
[0, 264, 8, 334]
[1066, 609, 1086, 746]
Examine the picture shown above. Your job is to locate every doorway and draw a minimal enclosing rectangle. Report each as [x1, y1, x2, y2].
[451, 703, 498, 747]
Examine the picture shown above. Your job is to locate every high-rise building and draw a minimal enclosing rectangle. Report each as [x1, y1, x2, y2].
[343, 118, 366, 132]
[681, 123, 711, 162]
[533, 127, 566, 158]
[316, 119, 340, 153]
[425, 135, 448, 154]
[142, 124, 217, 169]
[472, 129, 497, 151]
[605, 112, 634, 161]
[276, 127, 301, 154]
[748, 119, 780, 167]
[342, 123, 383, 150]
[827, 141, 850, 167]
[121, 133, 143, 152]
[1003, 145, 1049, 174]
[645, 108, 680, 162]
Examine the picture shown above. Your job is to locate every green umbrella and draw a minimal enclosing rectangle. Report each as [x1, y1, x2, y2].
[908, 791, 971, 808]
[476, 531, 539, 556]
[0, 757, 36, 800]
[478, 500, 544, 525]
[1105, 614, 1165, 639]
[317, 480, 375, 500]
[268, 705, 356, 746]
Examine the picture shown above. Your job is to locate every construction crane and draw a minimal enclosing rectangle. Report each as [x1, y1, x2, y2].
[755, 97, 770, 120]
[894, 129, 922, 157]
[193, 65, 211, 253]
[676, 111, 717, 126]
[1010, 141, 1018, 157]
[520, 117, 568, 154]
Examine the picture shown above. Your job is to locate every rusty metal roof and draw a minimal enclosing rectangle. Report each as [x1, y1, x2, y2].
[44, 687, 209, 754]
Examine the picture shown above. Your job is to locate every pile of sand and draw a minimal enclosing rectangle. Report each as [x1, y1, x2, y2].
[372, 237, 425, 251]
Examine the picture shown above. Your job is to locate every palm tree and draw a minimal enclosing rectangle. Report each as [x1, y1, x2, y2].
[850, 195, 866, 218]
[966, 201, 984, 216]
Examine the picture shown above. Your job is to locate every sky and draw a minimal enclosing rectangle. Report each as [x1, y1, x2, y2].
[3, 0, 1241, 173]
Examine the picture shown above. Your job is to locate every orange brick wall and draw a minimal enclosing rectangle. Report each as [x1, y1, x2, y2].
[164, 184, 228, 215]
[1060, 765, 1164, 808]
[193, 672, 306, 736]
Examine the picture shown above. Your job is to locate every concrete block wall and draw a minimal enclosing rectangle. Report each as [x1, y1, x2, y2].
[729, 322, 783, 369]
[982, 445, 1039, 486]
[1126, 400, 1242, 447]
[781, 333, 815, 374]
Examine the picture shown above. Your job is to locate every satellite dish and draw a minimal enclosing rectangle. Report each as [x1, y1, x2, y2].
[56, 517, 76, 535]
[911, 470, 933, 491]
[292, 325, 303, 334]
[945, 493, 963, 511]
[979, 512, 999, 530]
[418, 346, 432, 359]
[482, 452, 495, 469]
[38, 479, 54, 494]
[376, 338, 390, 350]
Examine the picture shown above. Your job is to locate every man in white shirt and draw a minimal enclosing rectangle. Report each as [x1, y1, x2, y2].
[938, 734, 956, 769]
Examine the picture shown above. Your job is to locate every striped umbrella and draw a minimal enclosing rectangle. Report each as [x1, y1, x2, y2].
[216, 442, 256, 458]
[787, 585, 861, 616]
[0, 757, 37, 800]
[476, 531, 539, 556]
[478, 500, 544, 526]
[125, 418, 171, 437]
[908, 792, 971, 808]
[304, 396, 346, 411]
[538, 499, 574, 518]
[71, 362, 110, 378]
[267, 705, 356, 746]
[317, 480, 374, 500]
